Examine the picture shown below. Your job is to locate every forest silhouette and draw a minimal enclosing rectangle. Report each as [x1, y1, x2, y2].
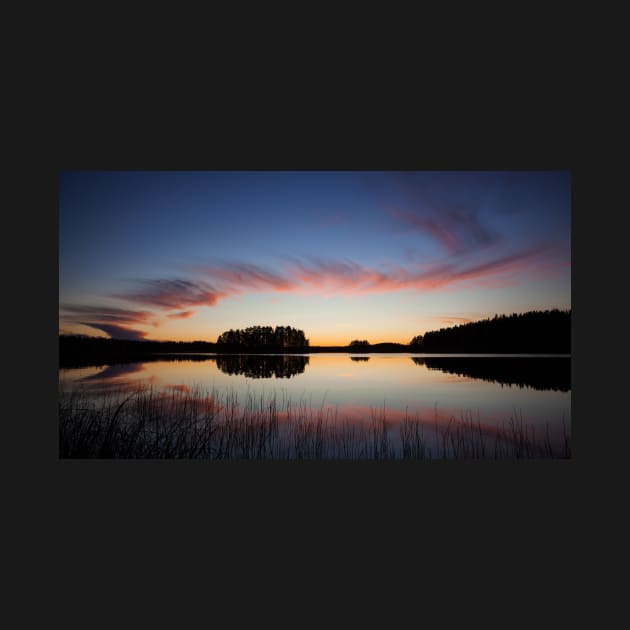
[59, 336, 217, 368]
[59, 309, 570, 367]
[409, 309, 570, 354]
[216, 325, 308, 352]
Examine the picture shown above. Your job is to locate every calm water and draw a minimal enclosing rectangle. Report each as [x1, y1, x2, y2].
[59, 354, 571, 458]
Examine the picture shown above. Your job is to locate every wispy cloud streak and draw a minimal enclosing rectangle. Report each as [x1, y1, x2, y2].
[390, 206, 502, 255]
[79, 323, 148, 340]
[115, 279, 225, 309]
[199, 263, 294, 292]
[63, 244, 556, 338]
[166, 311, 194, 320]
[60, 305, 154, 340]
[61, 305, 153, 324]
[188, 246, 551, 301]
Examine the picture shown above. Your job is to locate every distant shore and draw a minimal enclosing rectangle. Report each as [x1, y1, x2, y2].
[60, 310, 570, 366]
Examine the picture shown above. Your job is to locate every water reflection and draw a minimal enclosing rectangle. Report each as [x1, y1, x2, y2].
[215, 354, 309, 379]
[59, 353, 571, 458]
[412, 356, 570, 392]
[79, 363, 145, 382]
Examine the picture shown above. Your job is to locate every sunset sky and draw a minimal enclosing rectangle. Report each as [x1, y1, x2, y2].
[59, 171, 571, 345]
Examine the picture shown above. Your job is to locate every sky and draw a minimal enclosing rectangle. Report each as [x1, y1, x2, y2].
[59, 171, 571, 345]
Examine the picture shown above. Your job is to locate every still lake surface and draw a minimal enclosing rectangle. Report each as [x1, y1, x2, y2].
[59, 354, 571, 458]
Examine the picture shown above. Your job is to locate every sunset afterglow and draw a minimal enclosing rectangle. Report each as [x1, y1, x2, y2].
[59, 171, 570, 345]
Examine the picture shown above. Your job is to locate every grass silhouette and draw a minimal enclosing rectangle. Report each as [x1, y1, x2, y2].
[59, 383, 570, 460]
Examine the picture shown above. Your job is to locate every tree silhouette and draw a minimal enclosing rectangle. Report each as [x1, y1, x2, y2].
[348, 339, 370, 348]
[408, 310, 570, 353]
[216, 325, 309, 352]
[59, 335, 216, 368]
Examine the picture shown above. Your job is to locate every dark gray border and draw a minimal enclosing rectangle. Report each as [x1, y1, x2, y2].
[16, 107, 597, 623]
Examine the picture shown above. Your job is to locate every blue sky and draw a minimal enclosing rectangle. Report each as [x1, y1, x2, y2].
[59, 171, 571, 344]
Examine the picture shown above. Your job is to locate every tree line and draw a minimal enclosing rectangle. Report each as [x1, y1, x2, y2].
[349, 339, 370, 348]
[59, 309, 571, 367]
[216, 325, 309, 352]
[409, 309, 570, 354]
[59, 335, 216, 368]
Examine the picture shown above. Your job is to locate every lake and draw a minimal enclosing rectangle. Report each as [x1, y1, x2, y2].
[58, 354, 571, 459]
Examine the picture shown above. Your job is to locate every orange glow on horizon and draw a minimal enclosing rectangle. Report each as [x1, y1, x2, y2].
[59, 321, 415, 346]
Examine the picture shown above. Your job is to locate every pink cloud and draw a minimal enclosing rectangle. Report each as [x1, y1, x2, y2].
[389, 206, 501, 255]
[60, 305, 155, 340]
[280, 248, 547, 296]
[61, 305, 154, 325]
[198, 262, 294, 292]
[391, 208, 459, 252]
[166, 311, 194, 320]
[79, 323, 148, 340]
[115, 279, 226, 309]
[448, 247, 547, 283]
[70, 244, 560, 333]
[290, 259, 391, 293]
[122, 247, 553, 314]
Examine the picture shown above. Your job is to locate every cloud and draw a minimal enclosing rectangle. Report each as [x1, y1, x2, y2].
[61, 305, 153, 324]
[197, 263, 294, 292]
[60, 305, 154, 340]
[64, 276, 242, 337]
[447, 246, 547, 284]
[186, 246, 554, 304]
[280, 248, 547, 295]
[166, 311, 194, 320]
[65, 244, 556, 335]
[390, 206, 502, 255]
[115, 278, 224, 309]
[288, 257, 391, 293]
[79, 323, 148, 340]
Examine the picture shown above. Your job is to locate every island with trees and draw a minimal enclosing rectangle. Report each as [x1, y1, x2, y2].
[216, 325, 309, 352]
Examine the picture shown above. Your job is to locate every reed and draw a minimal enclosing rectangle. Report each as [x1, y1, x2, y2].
[59, 383, 570, 460]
